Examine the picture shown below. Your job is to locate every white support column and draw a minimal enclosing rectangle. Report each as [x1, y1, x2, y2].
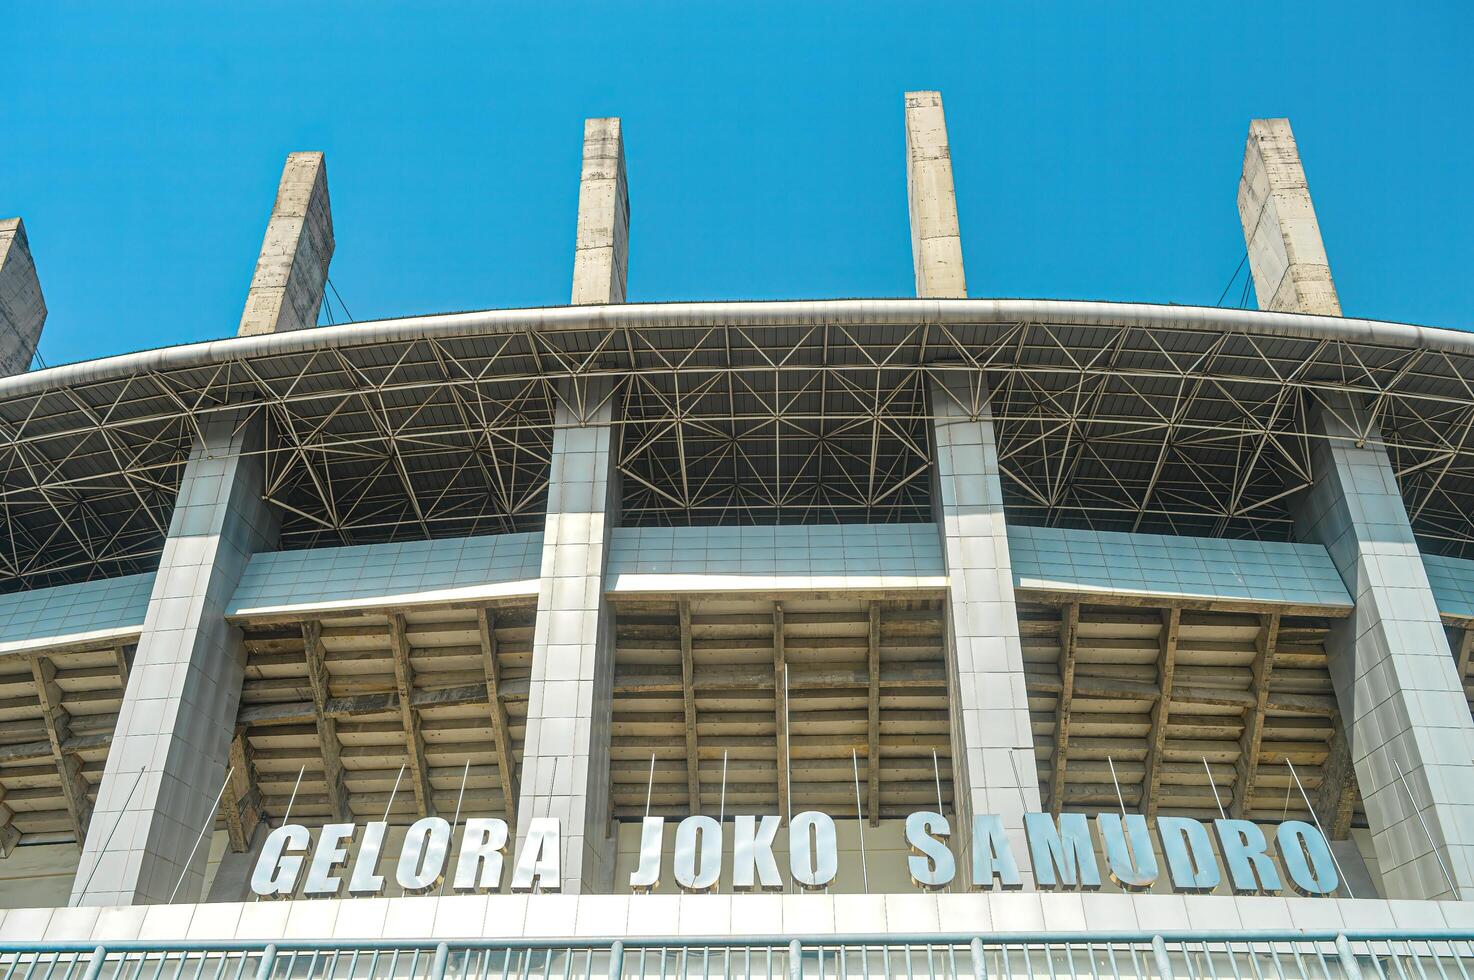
[1239, 118, 1474, 899]
[907, 89, 1034, 880]
[71, 413, 278, 905]
[929, 373, 1040, 883]
[1294, 395, 1474, 900]
[75, 150, 335, 903]
[571, 118, 629, 306]
[516, 379, 619, 893]
[904, 91, 967, 299]
[238, 152, 335, 336]
[0, 218, 46, 376]
[1238, 118, 1340, 316]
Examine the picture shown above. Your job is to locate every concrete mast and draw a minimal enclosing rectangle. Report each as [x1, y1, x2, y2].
[1238, 118, 1340, 317]
[570, 117, 630, 305]
[238, 152, 336, 336]
[904, 91, 967, 299]
[0, 218, 46, 376]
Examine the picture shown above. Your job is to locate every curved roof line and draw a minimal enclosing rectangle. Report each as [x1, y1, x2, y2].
[8, 297, 1471, 401]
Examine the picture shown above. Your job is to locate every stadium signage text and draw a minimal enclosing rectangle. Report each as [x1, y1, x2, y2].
[249, 810, 1339, 898]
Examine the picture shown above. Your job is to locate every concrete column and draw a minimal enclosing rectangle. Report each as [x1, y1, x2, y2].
[930, 373, 1040, 885]
[71, 413, 278, 905]
[1237, 118, 1341, 316]
[0, 218, 46, 376]
[516, 380, 619, 892]
[1292, 394, 1474, 900]
[238, 152, 335, 336]
[905, 92, 967, 298]
[571, 118, 629, 305]
[1239, 116, 1474, 899]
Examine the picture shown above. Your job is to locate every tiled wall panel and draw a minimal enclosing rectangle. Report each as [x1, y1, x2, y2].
[0, 574, 152, 654]
[1009, 525, 1352, 609]
[228, 533, 543, 615]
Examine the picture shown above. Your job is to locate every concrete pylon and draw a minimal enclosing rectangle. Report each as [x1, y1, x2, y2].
[1293, 395, 1474, 900]
[0, 218, 46, 376]
[1238, 118, 1341, 316]
[571, 118, 629, 305]
[238, 152, 335, 336]
[1246, 120, 1474, 899]
[904, 91, 967, 298]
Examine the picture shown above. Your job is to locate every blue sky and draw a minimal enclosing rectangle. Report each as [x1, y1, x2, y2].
[6, 2, 1471, 366]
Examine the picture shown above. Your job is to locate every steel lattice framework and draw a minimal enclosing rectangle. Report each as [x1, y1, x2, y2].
[0, 300, 1471, 592]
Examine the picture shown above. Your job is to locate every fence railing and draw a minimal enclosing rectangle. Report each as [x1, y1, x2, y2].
[3, 932, 1473, 980]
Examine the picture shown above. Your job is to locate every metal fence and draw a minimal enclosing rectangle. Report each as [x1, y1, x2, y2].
[3, 933, 1472, 980]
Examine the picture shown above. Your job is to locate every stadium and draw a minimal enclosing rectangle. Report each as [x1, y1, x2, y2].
[0, 96, 1472, 976]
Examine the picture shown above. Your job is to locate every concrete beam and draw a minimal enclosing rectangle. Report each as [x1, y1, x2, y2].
[475, 607, 519, 826]
[238, 153, 335, 336]
[571, 118, 629, 305]
[904, 92, 967, 298]
[1142, 607, 1181, 823]
[1238, 118, 1341, 316]
[0, 218, 46, 376]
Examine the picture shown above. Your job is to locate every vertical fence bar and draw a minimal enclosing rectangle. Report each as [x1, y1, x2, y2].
[1334, 937, 1364, 980]
[431, 946, 450, 980]
[1151, 938, 1174, 980]
[969, 940, 984, 980]
[253, 948, 276, 980]
[80, 949, 108, 980]
[609, 944, 624, 980]
[788, 943, 801, 980]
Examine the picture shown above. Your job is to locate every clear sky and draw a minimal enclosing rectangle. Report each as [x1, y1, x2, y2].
[7, 2, 1471, 366]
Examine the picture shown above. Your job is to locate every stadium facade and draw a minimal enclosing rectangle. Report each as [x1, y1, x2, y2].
[0, 96, 1472, 976]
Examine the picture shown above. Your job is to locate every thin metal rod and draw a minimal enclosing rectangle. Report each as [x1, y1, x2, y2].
[282, 765, 307, 826]
[1393, 758, 1461, 898]
[168, 766, 235, 903]
[783, 666, 793, 825]
[1202, 757, 1226, 820]
[719, 750, 728, 824]
[1284, 758, 1355, 899]
[783, 664, 794, 896]
[276, 763, 308, 902]
[932, 747, 943, 815]
[851, 748, 869, 895]
[382, 764, 405, 823]
[644, 753, 656, 820]
[1107, 756, 1127, 819]
[439, 759, 472, 896]
[69, 766, 148, 906]
[932, 746, 949, 894]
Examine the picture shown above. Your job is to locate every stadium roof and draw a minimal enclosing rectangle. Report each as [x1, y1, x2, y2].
[2, 297, 1473, 591]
